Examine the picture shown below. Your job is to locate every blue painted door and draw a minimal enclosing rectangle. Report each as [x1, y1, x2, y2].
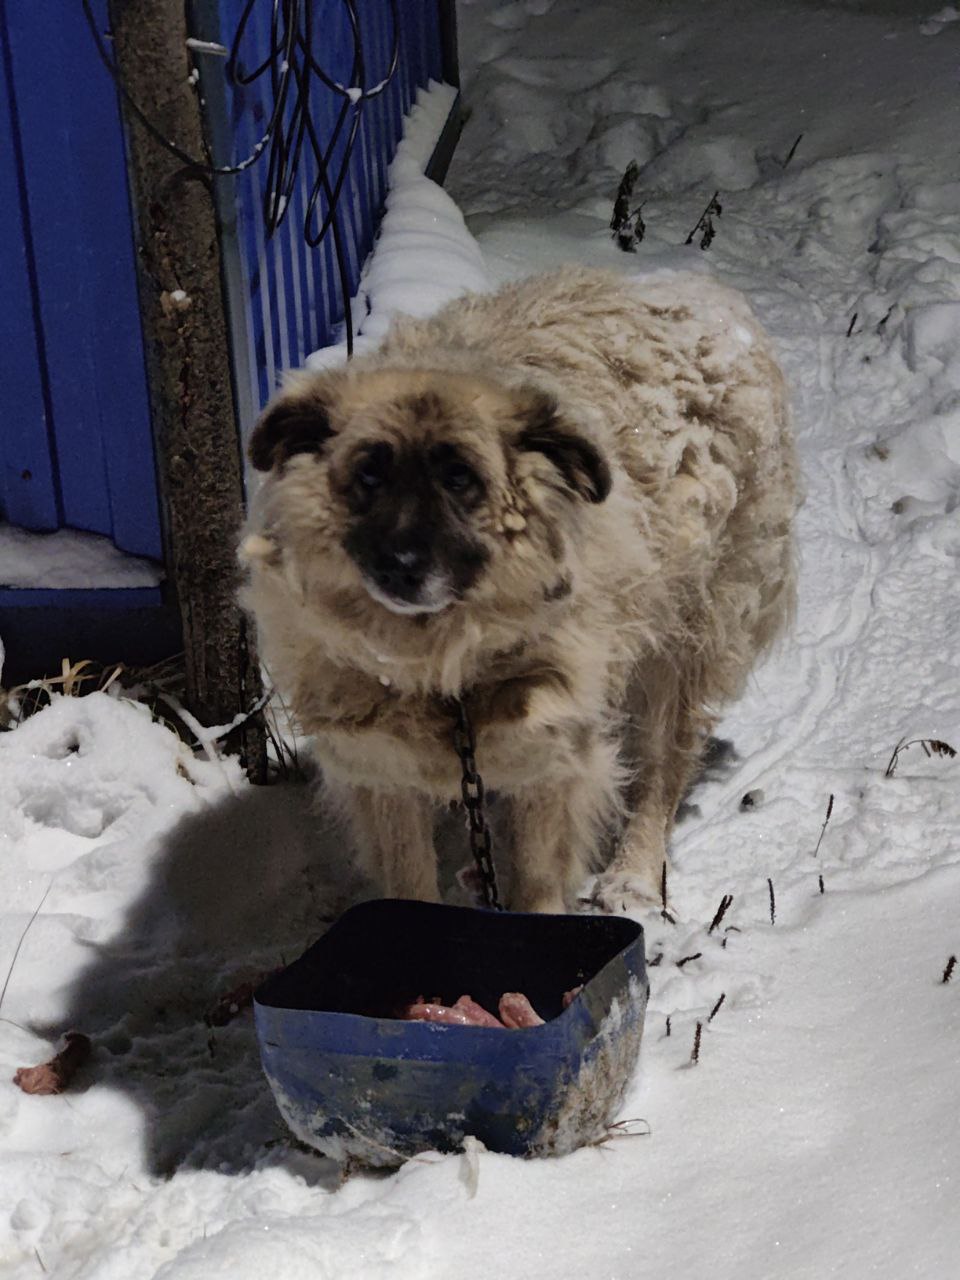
[0, 0, 162, 560]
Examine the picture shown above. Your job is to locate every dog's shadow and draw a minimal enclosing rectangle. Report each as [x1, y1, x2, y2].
[40, 772, 488, 1180]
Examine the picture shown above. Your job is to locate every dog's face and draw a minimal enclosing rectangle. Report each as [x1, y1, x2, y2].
[245, 367, 611, 621]
[336, 428, 489, 616]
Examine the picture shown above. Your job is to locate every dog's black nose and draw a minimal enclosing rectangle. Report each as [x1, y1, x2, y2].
[373, 546, 429, 597]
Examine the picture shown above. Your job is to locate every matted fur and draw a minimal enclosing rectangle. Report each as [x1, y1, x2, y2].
[240, 267, 798, 912]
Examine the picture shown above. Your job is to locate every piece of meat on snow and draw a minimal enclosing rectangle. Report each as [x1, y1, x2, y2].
[13, 1032, 92, 1095]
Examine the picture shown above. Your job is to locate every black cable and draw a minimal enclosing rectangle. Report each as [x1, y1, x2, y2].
[82, 0, 296, 177]
[82, 0, 402, 358]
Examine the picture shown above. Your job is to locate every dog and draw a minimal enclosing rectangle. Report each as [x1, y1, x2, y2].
[239, 266, 797, 913]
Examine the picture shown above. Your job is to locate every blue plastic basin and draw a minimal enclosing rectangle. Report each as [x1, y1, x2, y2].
[254, 899, 647, 1165]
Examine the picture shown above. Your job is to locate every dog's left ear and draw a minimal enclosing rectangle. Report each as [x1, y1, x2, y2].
[514, 391, 612, 503]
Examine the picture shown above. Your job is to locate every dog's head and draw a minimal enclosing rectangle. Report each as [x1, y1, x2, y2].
[245, 367, 611, 620]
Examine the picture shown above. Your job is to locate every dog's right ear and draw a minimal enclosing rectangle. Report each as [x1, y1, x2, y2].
[248, 394, 334, 471]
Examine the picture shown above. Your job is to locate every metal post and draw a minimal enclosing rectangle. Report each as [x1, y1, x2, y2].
[107, 0, 266, 780]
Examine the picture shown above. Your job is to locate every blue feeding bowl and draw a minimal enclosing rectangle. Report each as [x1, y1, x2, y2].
[254, 899, 648, 1166]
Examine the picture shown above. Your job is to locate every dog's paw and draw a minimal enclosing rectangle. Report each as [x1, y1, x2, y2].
[584, 870, 661, 916]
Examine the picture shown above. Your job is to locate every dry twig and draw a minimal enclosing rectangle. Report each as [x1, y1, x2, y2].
[0, 880, 54, 1020]
[610, 162, 646, 252]
[660, 861, 676, 925]
[690, 1021, 703, 1064]
[781, 133, 803, 168]
[685, 191, 722, 249]
[708, 993, 726, 1023]
[812, 794, 835, 857]
[884, 737, 956, 778]
[601, 1117, 651, 1141]
[708, 894, 734, 934]
[588, 1116, 652, 1149]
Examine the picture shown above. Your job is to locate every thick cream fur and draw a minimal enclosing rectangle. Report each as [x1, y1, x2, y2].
[240, 267, 798, 912]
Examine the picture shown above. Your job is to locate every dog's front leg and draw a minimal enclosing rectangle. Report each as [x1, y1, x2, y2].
[507, 774, 605, 914]
[591, 655, 712, 914]
[340, 785, 440, 902]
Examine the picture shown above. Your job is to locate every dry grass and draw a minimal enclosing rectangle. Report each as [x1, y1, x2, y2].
[884, 737, 956, 779]
[1, 653, 305, 781]
[0, 655, 186, 732]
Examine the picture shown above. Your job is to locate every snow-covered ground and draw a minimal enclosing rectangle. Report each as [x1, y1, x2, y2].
[2, 1, 960, 1275]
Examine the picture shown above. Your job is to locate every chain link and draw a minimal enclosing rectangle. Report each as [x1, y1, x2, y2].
[450, 698, 503, 912]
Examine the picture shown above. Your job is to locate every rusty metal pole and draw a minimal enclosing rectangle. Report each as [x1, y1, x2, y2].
[106, 0, 266, 780]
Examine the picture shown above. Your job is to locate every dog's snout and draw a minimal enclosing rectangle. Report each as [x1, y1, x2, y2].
[374, 545, 429, 596]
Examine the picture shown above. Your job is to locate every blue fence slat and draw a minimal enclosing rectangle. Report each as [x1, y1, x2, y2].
[3, 0, 161, 558]
[296, 162, 321, 355]
[381, 10, 403, 178]
[364, 4, 390, 207]
[318, 5, 352, 305]
[235, 76, 274, 407]
[424, 1, 443, 82]
[357, 0, 391, 228]
[398, 12, 414, 117]
[408, 1, 427, 92]
[0, 13, 60, 532]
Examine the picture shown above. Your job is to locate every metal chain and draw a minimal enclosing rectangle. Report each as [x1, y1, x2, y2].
[450, 699, 503, 911]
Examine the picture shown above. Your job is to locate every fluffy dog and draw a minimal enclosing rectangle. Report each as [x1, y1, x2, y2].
[239, 267, 797, 913]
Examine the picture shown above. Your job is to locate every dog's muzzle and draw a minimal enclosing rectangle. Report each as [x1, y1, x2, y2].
[361, 546, 455, 616]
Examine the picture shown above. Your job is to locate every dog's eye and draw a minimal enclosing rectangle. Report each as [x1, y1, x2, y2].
[441, 462, 477, 493]
[357, 466, 385, 489]
[354, 445, 392, 490]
